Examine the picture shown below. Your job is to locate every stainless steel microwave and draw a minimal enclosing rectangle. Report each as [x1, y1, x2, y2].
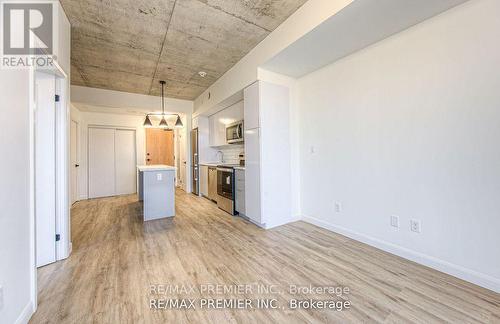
[226, 121, 244, 144]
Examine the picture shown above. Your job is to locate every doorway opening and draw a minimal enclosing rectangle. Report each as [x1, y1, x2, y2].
[32, 66, 71, 312]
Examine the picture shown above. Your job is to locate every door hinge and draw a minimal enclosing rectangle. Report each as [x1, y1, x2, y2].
[55, 94, 60, 102]
[55, 234, 61, 242]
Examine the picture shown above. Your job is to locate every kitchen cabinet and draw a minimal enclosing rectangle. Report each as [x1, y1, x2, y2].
[243, 81, 291, 228]
[208, 167, 218, 201]
[209, 114, 226, 147]
[243, 129, 260, 223]
[235, 169, 246, 216]
[244, 82, 260, 130]
[209, 100, 244, 147]
[200, 165, 208, 197]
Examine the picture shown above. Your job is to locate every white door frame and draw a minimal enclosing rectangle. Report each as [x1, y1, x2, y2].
[34, 71, 57, 267]
[70, 119, 79, 205]
[30, 62, 71, 314]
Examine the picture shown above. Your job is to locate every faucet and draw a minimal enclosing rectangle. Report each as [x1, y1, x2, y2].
[216, 150, 224, 163]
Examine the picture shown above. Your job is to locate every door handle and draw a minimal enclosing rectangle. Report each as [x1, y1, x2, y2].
[75, 164, 80, 167]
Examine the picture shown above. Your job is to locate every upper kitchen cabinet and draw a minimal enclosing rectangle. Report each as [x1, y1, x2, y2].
[244, 82, 260, 130]
[209, 101, 244, 147]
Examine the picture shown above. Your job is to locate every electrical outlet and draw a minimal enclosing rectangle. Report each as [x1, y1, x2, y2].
[0, 285, 4, 311]
[156, 173, 162, 181]
[334, 201, 342, 213]
[410, 219, 421, 233]
[390, 215, 400, 228]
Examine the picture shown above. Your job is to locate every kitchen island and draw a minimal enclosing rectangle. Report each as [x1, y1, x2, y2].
[137, 165, 176, 221]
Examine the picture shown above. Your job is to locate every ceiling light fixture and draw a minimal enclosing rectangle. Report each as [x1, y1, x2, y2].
[175, 115, 183, 128]
[159, 117, 169, 128]
[143, 80, 184, 129]
[143, 115, 153, 128]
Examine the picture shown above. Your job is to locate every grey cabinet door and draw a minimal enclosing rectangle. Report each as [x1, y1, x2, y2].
[235, 170, 245, 215]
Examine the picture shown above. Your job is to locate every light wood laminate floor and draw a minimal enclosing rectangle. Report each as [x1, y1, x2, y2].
[31, 190, 500, 323]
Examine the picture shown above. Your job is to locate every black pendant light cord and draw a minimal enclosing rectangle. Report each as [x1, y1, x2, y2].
[161, 80, 165, 116]
[143, 80, 184, 128]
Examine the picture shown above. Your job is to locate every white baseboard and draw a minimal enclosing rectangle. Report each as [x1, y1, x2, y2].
[265, 215, 302, 229]
[302, 215, 500, 293]
[15, 301, 34, 324]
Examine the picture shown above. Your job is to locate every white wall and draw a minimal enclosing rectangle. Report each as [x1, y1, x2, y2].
[71, 108, 190, 199]
[0, 70, 34, 323]
[193, 0, 353, 115]
[72, 86, 193, 115]
[298, 0, 500, 292]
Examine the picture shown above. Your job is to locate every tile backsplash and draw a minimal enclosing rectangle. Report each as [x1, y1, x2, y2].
[216, 144, 244, 164]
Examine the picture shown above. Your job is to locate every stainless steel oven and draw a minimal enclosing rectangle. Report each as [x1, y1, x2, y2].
[226, 121, 244, 144]
[217, 167, 235, 215]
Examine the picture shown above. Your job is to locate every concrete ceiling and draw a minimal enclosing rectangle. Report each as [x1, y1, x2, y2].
[61, 0, 308, 100]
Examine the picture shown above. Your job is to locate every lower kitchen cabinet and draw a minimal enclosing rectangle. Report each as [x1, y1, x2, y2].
[200, 165, 208, 197]
[235, 169, 245, 215]
[208, 167, 218, 202]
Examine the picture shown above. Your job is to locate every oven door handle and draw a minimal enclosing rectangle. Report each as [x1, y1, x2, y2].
[217, 167, 234, 172]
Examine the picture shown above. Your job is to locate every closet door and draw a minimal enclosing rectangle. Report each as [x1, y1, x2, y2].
[88, 128, 115, 198]
[115, 129, 136, 195]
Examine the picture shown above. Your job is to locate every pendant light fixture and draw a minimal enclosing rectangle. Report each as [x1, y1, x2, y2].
[143, 115, 153, 127]
[175, 115, 183, 128]
[142, 80, 184, 128]
[158, 80, 168, 128]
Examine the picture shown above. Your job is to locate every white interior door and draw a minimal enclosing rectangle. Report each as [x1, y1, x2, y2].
[88, 128, 115, 198]
[70, 120, 78, 204]
[35, 71, 57, 267]
[115, 129, 136, 195]
[179, 129, 187, 190]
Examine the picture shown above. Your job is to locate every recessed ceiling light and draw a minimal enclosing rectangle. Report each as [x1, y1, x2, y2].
[198, 71, 207, 78]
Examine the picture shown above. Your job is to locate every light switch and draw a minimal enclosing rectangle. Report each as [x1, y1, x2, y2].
[157, 173, 162, 181]
[391, 215, 399, 228]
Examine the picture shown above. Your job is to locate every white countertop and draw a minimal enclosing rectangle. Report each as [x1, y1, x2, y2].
[200, 162, 220, 167]
[137, 165, 176, 172]
[200, 162, 245, 170]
